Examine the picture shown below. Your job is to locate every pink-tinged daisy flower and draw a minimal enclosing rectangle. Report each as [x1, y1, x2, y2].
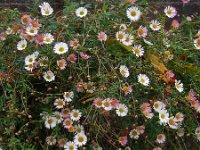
[30, 19, 42, 29]
[102, 98, 113, 111]
[175, 112, 184, 122]
[79, 52, 91, 60]
[35, 34, 44, 45]
[21, 15, 31, 25]
[111, 98, 120, 108]
[61, 108, 71, 118]
[156, 134, 166, 144]
[57, 58, 67, 70]
[54, 98, 65, 109]
[67, 54, 77, 64]
[164, 6, 177, 18]
[93, 97, 103, 108]
[168, 116, 179, 129]
[57, 138, 67, 148]
[84, 82, 96, 93]
[171, 19, 180, 29]
[165, 70, 175, 83]
[69, 39, 80, 49]
[119, 136, 128, 147]
[121, 85, 133, 95]
[136, 125, 145, 135]
[140, 102, 152, 113]
[97, 31, 108, 42]
[63, 118, 73, 129]
[137, 26, 148, 38]
[76, 81, 85, 93]
[144, 111, 154, 119]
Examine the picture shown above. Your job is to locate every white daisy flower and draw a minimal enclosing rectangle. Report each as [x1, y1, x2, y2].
[75, 7, 87, 18]
[54, 111, 63, 123]
[63, 91, 74, 102]
[70, 109, 82, 121]
[175, 80, 184, 92]
[17, 39, 27, 50]
[54, 98, 65, 109]
[150, 20, 161, 31]
[119, 24, 127, 31]
[25, 54, 36, 65]
[164, 6, 177, 18]
[126, 6, 141, 22]
[194, 37, 200, 49]
[153, 101, 166, 113]
[168, 116, 179, 129]
[116, 104, 128, 117]
[177, 128, 184, 137]
[129, 129, 140, 139]
[25, 64, 35, 72]
[53, 42, 69, 55]
[159, 109, 169, 124]
[6, 27, 14, 35]
[43, 71, 55, 82]
[74, 133, 87, 147]
[45, 116, 57, 129]
[116, 31, 126, 42]
[156, 134, 166, 144]
[46, 136, 56, 145]
[195, 127, 200, 141]
[39, 2, 53, 16]
[132, 45, 144, 57]
[75, 124, 85, 134]
[122, 34, 134, 46]
[137, 74, 150, 86]
[102, 98, 112, 111]
[26, 26, 38, 36]
[120, 65, 129, 78]
[64, 141, 78, 150]
[43, 33, 54, 44]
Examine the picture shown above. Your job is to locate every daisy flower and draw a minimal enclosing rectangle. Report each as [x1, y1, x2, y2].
[67, 54, 77, 64]
[25, 64, 35, 72]
[175, 112, 184, 122]
[119, 136, 128, 147]
[150, 20, 161, 31]
[156, 134, 166, 144]
[57, 59, 67, 70]
[25, 54, 36, 65]
[136, 125, 145, 135]
[116, 31, 126, 42]
[46, 136, 56, 146]
[171, 19, 180, 29]
[102, 98, 113, 111]
[120, 65, 129, 78]
[58, 138, 67, 148]
[21, 14, 31, 25]
[137, 74, 150, 86]
[116, 104, 128, 117]
[54, 111, 63, 123]
[132, 45, 144, 57]
[122, 85, 133, 95]
[75, 7, 87, 18]
[122, 34, 134, 46]
[175, 80, 184, 92]
[164, 6, 177, 18]
[63, 118, 73, 129]
[129, 129, 140, 139]
[144, 111, 154, 119]
[54, 42, 69, 55]
[29, 19, 42, 29]
[43, 71, 55, 82]
[119, 24, 127, 31]
[84, 82, 96, 93]
[54, 98, 65, 109]
[17, 39, 27, 50]
[126, 6, 141, 22]
[75, 124, 85, 134]
[64, 91, 74, 102]
[159, 109, 169, 124]
[61, 108, 71, 118]
[39, 56, 48, 67]
[45, 116, 57, 129]
[194, 37, 200, 49]
[177, 128, 184, 137]
[79, 52, 91, 60]
[39, 2, 53, 16]
[69, 39, 80, 49]
[93, 97, 103, 108]
[64, 141, 78, 150]
[195, 127, 200, 141]
[35, 34, 44, 45]
[74, 133, 87, 147]
[111, 98, 120, 108]
[137, 26, 148, 38]
[26, 26, 38, 36]
[70, 109, 82, 121]
[168, 116, 179, 129]
[153, 101, 166, 113]
[97, 31, 108, 42]
[43, 33, 54, 44]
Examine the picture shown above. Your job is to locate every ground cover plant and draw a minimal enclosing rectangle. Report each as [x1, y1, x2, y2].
[0, 0, 200, 149]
